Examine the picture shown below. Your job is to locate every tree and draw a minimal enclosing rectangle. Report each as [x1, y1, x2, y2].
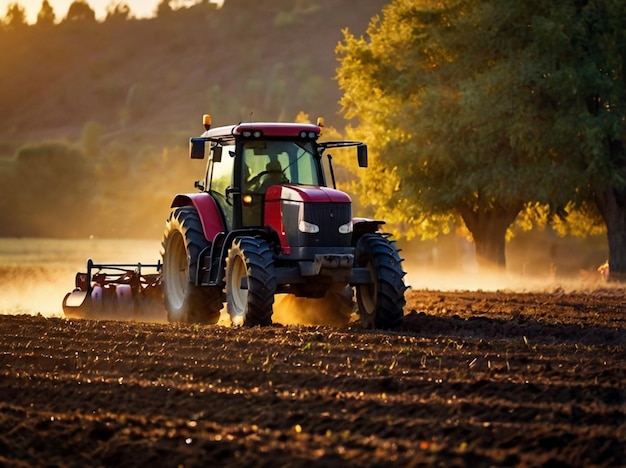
[36, 0, 55, 26]
[336, 0, 626, 272]
[65, 0, 96, 22]
[105, 2, 132, 22]
[4, 2, 27, 29]
[463, 0, 626, 277]
[13, 141, 96, 236]
[337, 1, 545, 268]
[528, 0, 626, 281]
[156, 0, 173, 17]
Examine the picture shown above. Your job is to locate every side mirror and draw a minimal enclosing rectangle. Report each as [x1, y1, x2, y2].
[357, 144, 368, 168]
[212, 145, 222, 163]
[190, 138, 206, 160]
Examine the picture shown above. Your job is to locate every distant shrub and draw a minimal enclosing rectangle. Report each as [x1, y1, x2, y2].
[105, 2, 132, 22]
[16, 140, 82, 166]
[36, 0, 56, 26]
[3, 3, 27, 29]
[10, 141, 97, 236]
[15, 140, 94, 202]
[64, 0, 96, 22]
[156, 0, 173, 17]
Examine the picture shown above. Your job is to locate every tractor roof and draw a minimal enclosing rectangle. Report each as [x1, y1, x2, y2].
[202, 122, 321, 141]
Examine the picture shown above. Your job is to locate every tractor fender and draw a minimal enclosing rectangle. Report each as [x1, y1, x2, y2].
[352, 217, 386, 244]
[171, 193, 225, 243]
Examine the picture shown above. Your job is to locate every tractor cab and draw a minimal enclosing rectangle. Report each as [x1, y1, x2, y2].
[190, 115, 362, 233]
[237, 138, 323, 228]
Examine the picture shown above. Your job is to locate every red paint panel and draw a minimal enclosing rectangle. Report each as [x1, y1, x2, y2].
[266, 185, 351, 203]
[171, 193, 225, 242]
[264, 199, 290, 254]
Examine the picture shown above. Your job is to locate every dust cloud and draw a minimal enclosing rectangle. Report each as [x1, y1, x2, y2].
[273, 291, 356, 327]
[404, 266, 602, 294]
[0, 235, 613, 322]
[0, 265, 71, 317]
[398, 231, 609, 294]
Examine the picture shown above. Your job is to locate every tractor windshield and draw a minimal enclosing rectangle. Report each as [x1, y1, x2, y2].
[242, 140, 322, 192]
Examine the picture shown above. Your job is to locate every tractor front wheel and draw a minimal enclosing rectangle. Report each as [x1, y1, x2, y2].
[354, 234, 406, 329]
[225, 237, 276, 326]
[161, 206, 224, 324]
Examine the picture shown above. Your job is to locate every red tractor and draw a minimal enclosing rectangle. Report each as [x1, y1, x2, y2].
[63, 115, 406, 328]
[63, 115, 406, 329]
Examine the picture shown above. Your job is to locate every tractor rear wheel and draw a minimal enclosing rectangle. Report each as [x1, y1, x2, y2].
[225, 237, 276, 326]
[161, 206, 224, 324]
[354, 234, 406, 329]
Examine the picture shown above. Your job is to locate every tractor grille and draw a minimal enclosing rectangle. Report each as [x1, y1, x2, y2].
[283, 201, 352, 248]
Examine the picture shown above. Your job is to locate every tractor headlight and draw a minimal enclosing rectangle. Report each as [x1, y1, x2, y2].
[242, 130, 263, 138]
[338, 221, 353, 234]
[299, 220, 319, 234]
[299, 130, 319, 140]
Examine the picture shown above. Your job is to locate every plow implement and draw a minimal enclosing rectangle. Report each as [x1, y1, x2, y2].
[62, 259, 163, 320]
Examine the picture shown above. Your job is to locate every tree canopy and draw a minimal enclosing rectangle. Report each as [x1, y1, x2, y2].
[65, 0, 96, 21]
[3, 2, 27, 29]
[105, 2, 132, 22]
[337, 0, 626, 274]
[36, 0, 55, 25]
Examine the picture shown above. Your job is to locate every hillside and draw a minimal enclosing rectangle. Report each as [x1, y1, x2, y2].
[0, 0, 389, 240]
[0, 0, 387, 156]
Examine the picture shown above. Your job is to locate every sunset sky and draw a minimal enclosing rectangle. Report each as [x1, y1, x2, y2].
[0, 0, 224, 23]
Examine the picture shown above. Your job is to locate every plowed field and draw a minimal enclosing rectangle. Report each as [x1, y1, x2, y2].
[0, 289, 625, 467]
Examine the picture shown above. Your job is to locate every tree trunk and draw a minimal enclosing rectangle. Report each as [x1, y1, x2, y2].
[595, 137, 626, 283]
[595, 187, 626, 282]
[457, 200, 522, 271]
[472, 226, 508, 269]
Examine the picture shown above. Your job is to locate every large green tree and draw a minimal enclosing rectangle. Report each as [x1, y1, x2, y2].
[336, 0, 626, 273]
[534, 0, 626, 281]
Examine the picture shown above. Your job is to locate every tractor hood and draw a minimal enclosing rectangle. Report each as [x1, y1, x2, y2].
[265, 185, 351, 203]
[264, 184, 353, 255]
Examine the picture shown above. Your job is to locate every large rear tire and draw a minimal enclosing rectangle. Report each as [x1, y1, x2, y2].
[225, 237, 276, 326]
[354, 234, 406, 329]
[161, 206, 224, 324]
